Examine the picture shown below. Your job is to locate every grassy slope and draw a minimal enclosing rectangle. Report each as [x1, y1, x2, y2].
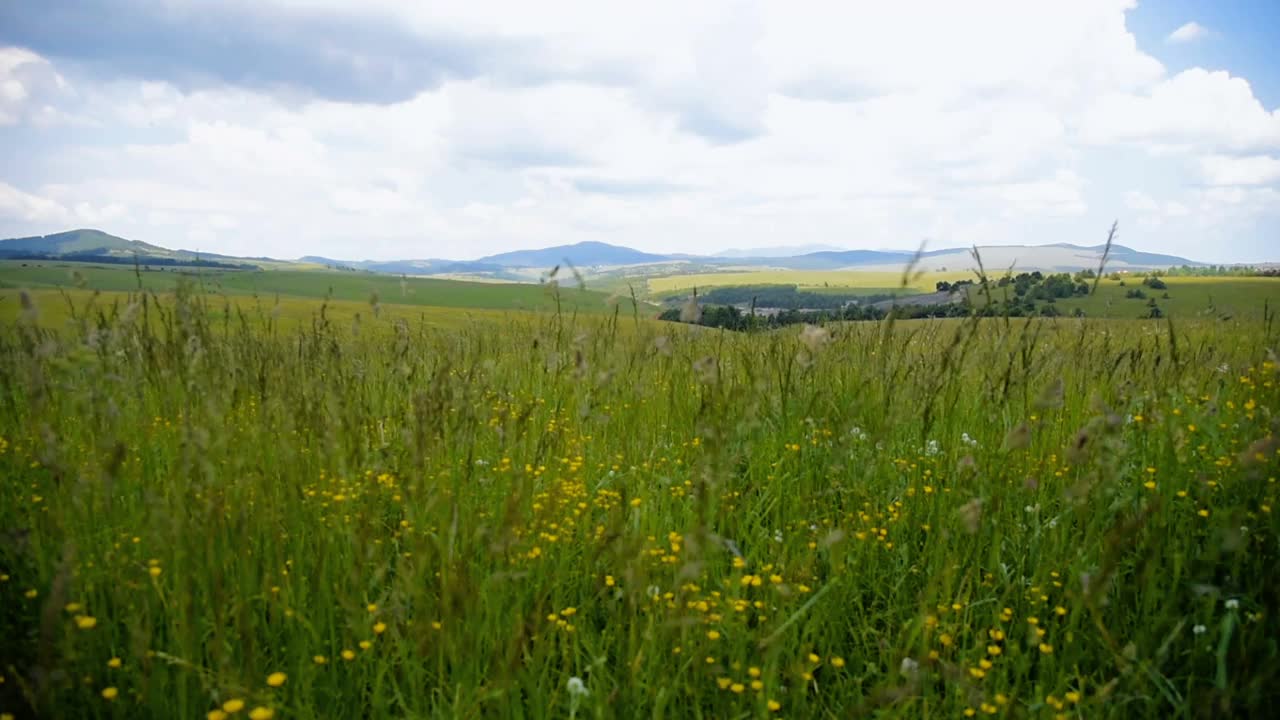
[9, 261, 1274, 322]
[0, 289, 585, 332]
[0, 261, 615, 314]
[0, 229, 165, 255]
[0, 294, 1276, 719]
[1054, 277, 1280, 320]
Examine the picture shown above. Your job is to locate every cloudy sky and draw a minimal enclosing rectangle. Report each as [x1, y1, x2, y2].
[1, 0, 1278, 262]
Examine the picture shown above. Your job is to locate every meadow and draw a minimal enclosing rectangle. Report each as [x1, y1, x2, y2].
[1054, 277, 1280, 321]
[0, 261, 615, 315]
[0, 279, 1277, 719]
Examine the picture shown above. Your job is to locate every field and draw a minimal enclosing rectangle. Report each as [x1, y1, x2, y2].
[1, 278, 1278, 720]
[0, 289, 568, 334]
[0, 261, 616, 315]
[650, 270, 1280, 323]
[646, 270, 974, 297]
[1054, 277, 1280, 321]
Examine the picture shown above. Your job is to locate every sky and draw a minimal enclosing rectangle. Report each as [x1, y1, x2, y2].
[0, 1, 1277, 263]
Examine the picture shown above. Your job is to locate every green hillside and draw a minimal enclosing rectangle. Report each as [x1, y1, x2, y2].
[0, 228, 172, 256]
[0, 261, 618, 314]
[1055, 276, 1280, 320]
[3, 285, 1278, 719]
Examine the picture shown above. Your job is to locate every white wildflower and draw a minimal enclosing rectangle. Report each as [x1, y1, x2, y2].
[679, 295, 701, 323]
[899, 657, 919, 678]
[1226, 599, 1240, 610]
[799, 324, 830, 352]
[567, 676, 589, 697]
[1193, 624, 1207, 635]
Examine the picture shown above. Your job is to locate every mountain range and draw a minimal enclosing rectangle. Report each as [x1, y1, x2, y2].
[0, 229, 281, 268]
[1, 228, 1216, 276]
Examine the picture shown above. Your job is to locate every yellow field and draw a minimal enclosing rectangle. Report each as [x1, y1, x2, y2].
[646, 269, 975, 295]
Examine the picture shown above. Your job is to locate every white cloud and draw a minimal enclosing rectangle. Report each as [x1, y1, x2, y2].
[0, 0, 1276, 262]
[763, 0, 1163, 105]
[1200, 155, 1280, 186]
[0, 181, 71, 224]
[0, 46, 70, 126]
[1124, 190, 1159, 212]
[1125, 192, 1197, 230]
[1167, 21, 1209, 44]
[72, 201, 129, 225]
[1078, 69, 1280, 153]
[984, 170, 1088, 218]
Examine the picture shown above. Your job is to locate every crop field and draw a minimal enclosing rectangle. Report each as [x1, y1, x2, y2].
[646, 270, 974, 296]
[1, 281, 1278, 720]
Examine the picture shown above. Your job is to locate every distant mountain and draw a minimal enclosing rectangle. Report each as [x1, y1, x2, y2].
[714, 244, 847, 258]
[1049, 243, 1197, 268]
[0, 229, 279, 268]
[300, 256, 508, 276]
[477, 241, 674, 268]
[0, 229, 173, 258]
[767, 249, 919, 269]
[3, 229, 1212, 277]
[870, 244, 1203, 273]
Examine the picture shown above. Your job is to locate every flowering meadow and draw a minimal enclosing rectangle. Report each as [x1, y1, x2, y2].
[1, 286, 1277, 718]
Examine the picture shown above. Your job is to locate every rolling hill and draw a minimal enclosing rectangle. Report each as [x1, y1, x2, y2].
[477, 241, 675, 268]
[764, 248, 920, 269]
[0, 229, 174, 257]
[857, 244, 1204, 273]
[714, 244, 847, 258]
[0, 263, 617, 315]
[0, 229, 276, 268]
[300, 256, 509, 276]
[2, 228, 1221, 281]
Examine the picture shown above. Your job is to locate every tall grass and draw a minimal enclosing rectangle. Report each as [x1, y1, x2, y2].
[0, 281, 1277, 719]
